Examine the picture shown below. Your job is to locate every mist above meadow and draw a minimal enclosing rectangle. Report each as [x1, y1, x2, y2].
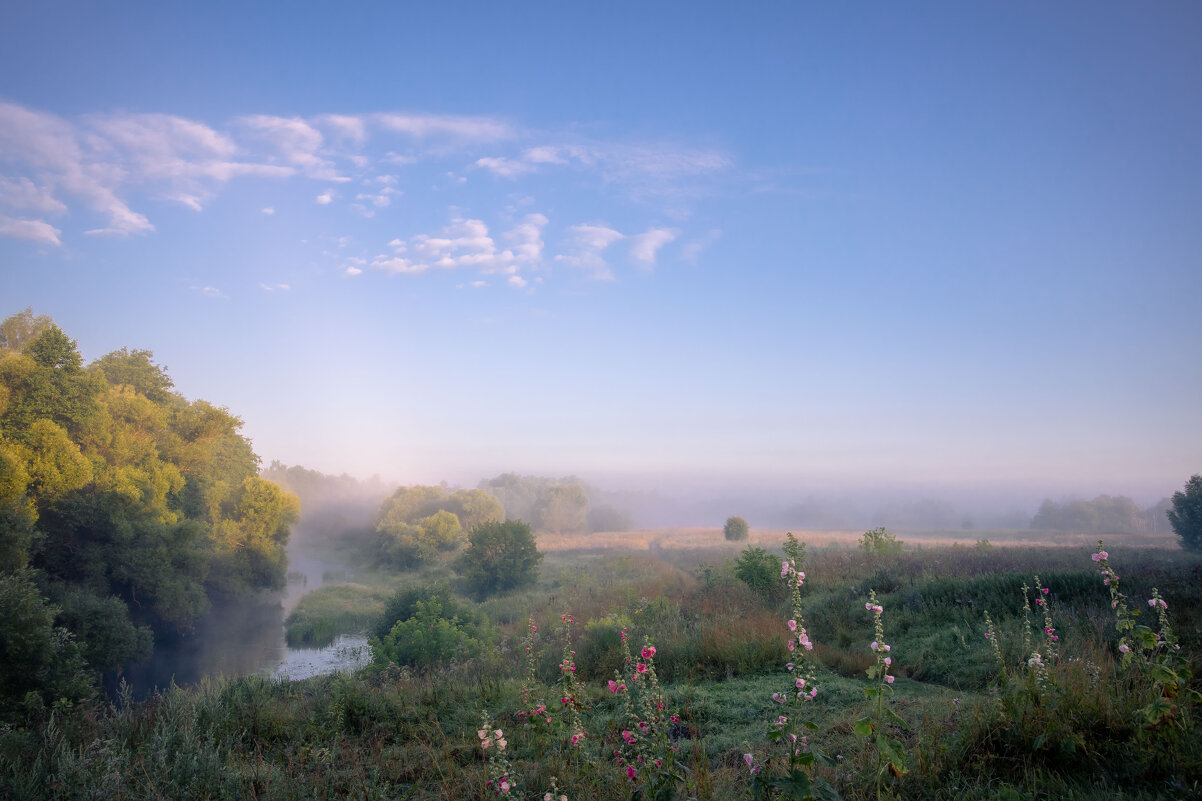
[2, 2, 1199, 514]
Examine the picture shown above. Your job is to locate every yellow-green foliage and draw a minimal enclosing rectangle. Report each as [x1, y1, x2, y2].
[0, 311, 299, 714]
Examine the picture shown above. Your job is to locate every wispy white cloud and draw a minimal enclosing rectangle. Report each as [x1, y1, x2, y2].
[190, 285, 226, 299]
[681, 228, 722, 262]
[0, 176, 67, 214]
[555, 223, 625, 280]
[259, 282, 291, 292]
[374, 113, 512, 142]
[238, 114, 349, 182]
[0, 214, 62, 246]
[630, 227, 679, 267]
[475, 156, 536, 178]
[316, 190, 334, 205]
[314, 114, 367, 144]
[261, 206, 275, 215]
[508, 275, 528, 288]
[375, 213, 548, 277]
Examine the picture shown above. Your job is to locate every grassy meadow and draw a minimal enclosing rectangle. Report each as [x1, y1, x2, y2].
[2, 529, 1199, 800]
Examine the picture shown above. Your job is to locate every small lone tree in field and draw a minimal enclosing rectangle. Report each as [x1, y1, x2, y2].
[457, 519, 543, 598]
[1168, 474, 1202, 552]
[859, 526, 902, 555]
[724, 515, 749, 541]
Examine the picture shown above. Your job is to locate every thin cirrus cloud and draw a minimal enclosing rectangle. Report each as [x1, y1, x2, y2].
[0, 215, 62, 246]
[1, 99, 724, 289]
[630, 227, 680, 266]
[555, 223, 626, 280]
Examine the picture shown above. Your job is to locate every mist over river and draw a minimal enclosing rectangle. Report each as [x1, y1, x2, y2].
[110, 550, 369, 699]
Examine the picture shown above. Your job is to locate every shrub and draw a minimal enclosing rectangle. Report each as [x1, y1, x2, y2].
[723, 515, 749, 541]
[859, 526, 902, 555]
[734, 546, 787, 604]
[371, 598, 483, 669]
[457, 519, 543, 599]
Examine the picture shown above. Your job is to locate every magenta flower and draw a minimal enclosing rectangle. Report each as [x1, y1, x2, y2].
[885, 675, 895, 684]
[787, 619, 797, 632]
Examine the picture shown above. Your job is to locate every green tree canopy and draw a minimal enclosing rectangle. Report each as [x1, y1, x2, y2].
[724, 515, 749, 541]
[456, 519, 543, 599]
[1168, 475, 1202, 552]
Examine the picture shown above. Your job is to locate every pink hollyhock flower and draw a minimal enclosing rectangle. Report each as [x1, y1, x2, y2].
[641, 646, 657, 658]
[608, 680, 619, 693]
[885, 675, 895, 684]
[871, 641, 879, 651]
[636, 663, 648, 674]
[1041, 588, 1049, 595]
[788, 619, 797, 632]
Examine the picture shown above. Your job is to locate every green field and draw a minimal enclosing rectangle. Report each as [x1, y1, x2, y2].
[3, 534, 1199, 800]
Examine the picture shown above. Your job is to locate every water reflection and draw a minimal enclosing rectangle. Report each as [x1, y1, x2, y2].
[112, 553, 369, 698]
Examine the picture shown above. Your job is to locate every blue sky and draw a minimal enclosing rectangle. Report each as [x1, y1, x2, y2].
[2, 1, 1199, 506]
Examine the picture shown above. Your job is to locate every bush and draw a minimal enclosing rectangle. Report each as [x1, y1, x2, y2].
[734, 546, 787, 604]
[457, 519, 543, 598]
[859, 526, 902, 555]
[723, 515, 749, 541]
[371, 598, 483, 669]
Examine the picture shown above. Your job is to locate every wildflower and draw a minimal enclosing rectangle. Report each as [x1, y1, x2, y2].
[497, 738, 507, 750]
[478, 729, 488, 739]
[884, 657, 892, 666]
[795, 678, 806, 689]
[885, 675, 895, 684]
[787, 639, 796, 651]
[635, 663, 648, 674]
[785, 662, 794, 671]
[1119, 644, 1130, 654]
[871, 641, 879, 651]
[788, 619, 797, 632]
[626, 765, 636, 780]
[608, 680, 619, 693]
[641, 646, 657, 658]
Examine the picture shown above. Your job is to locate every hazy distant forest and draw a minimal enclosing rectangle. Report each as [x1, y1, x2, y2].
[2, 309, 1201, 800]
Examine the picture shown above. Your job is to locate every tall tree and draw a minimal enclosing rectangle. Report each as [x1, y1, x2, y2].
[1168, 475, 1202, 552]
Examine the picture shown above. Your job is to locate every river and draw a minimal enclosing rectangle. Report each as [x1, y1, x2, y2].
[111, 549, 372, 698]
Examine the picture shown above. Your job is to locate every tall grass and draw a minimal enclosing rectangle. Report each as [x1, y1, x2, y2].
[284, 583, 388, 647]
[2, 539, 1199, 799]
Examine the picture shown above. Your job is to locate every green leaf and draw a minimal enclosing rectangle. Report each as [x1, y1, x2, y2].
[854, 717, 875, 737]
[812, 777, 843, 801]
[884, 706, 908, 729]
[1032, 733, 1046, 750]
